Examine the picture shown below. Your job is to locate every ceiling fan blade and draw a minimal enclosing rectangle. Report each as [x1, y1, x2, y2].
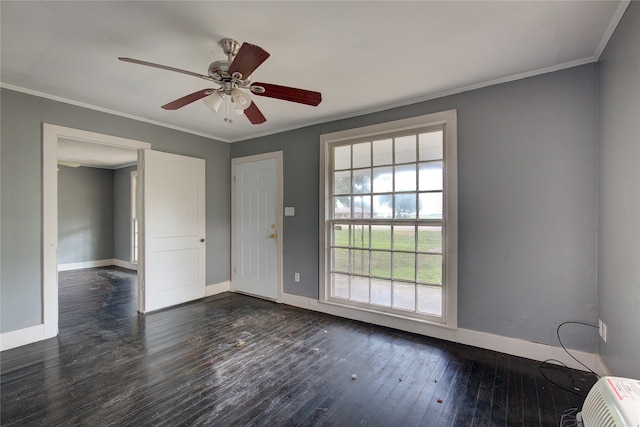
[251, 83, 322, 106]
[228, 43, 270, 79]
[119, 57, 215, 82]
[244, 101, 267, 124]
[161, 89, 213, 110]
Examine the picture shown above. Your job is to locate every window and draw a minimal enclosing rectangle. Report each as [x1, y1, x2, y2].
[131, 171, 139, 265]
[320, 111, 457, 327]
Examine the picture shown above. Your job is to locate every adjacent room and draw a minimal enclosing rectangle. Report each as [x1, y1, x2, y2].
[1, 1, 638, 425]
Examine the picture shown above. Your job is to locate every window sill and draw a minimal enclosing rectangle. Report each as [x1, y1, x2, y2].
[281, 292, 458, 341]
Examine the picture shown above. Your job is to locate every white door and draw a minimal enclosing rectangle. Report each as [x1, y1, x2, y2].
[140, 149, 206, 312]
[233, 156, 281, 299]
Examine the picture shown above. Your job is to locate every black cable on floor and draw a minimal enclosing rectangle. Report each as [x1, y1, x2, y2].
[539, 321, 600, 396]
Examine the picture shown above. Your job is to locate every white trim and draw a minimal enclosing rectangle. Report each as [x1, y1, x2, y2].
[58, 259, 139, 272]
[42, 124, 151, 349]
[58, 259, 114, 271]
[594, 353, 612, 377]
[44, 124, 151, 151]
[130, 170, 139, 265]
[281, 292, 610, 376]
[0, 52, 603, 146]
[206, 281, 231, 297]
[43, 127, 59, 340]
[230, 151, 284, 302]
[2, 83, 231, 143]
[319, 110, 458, 328]
[112, 258, 138, 271]
[0, 325, 53, 352]
[593, 0, 631, 59]
[229, 57, 599, 144]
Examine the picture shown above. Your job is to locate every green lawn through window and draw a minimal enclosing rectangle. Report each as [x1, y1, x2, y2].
[332, 225, 442, 285]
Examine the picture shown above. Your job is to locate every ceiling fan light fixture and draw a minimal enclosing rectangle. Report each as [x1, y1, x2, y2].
[202, 91, 224, 113]
[231, 88, 252, 110]
[120, 37, 321, 125]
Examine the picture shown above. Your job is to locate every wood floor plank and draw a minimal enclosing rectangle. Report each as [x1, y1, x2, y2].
[520, 357, 543, 426]
[368, 338, 445, 426]
[249, 326, 374, 426]
[393, 339, 451, 426]
[434, 344, 478, 426]
[452, 347, 489, 425]
[505, 354, 525, 425]
[304, 326, 409, 426]
[471, 350, 499, 426]
[421, 345, 475, 425]
[331, 334, 421, 426]
[0, 267, 596, 426]
[487, 352, 509, 426]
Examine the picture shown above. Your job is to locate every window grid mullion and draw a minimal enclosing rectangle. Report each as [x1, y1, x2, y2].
[414, 223, 419, 312]
[328, 124, 446, 319]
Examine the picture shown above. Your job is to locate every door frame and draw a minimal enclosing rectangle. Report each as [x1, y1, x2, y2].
[230, 151, 284, 302]
[43, 124, 150, 338]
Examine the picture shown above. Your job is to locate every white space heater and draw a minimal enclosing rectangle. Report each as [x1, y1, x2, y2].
[578, 376, 640, 427]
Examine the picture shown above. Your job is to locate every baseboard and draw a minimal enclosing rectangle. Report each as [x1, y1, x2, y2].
[206, 281, 231, 297]
[58, 259, 114, 271]
[112, 259, 138, 271]
[1, 324, 57, 352]
[594, 353, 612, 376]
[280, 292, 609, 377]
[455, 328, 610, 377]
[58, 259, 137, 272]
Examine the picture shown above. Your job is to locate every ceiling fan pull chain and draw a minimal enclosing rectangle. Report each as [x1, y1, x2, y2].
[224, 96, 233, 123]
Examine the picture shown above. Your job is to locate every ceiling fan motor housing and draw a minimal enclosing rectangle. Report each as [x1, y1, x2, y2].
[208, 60, 230, 81]
[208, 60, 252, 93]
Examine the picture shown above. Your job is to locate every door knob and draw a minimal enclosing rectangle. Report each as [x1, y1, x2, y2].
[200, 238, 205, 242]
[269, 233, 277, 239]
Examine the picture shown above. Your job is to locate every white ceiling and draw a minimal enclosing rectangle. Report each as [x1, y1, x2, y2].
[1, 1, 629, 144]
[57, 138, 137, 169]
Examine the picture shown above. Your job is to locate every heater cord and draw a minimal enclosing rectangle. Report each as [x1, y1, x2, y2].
[538, 321, 600, 397]
[555, 321, 600, 378]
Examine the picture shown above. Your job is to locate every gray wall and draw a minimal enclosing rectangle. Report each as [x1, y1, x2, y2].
[58, 165, 115, 264]
[232, 64, 599, 351]
[114, 165, 137, 262]
[0, 88, 230, 333]
[5, 34, 634, 372]
[1, 90, 43, 331]
[597, 2, 640, 379]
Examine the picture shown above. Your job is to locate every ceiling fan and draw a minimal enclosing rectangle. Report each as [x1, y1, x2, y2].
[119, 38, 322, 124]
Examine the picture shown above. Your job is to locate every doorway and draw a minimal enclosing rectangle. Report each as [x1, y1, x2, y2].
[57, 139, 138, 271]
[43, 124, 150, 338]
[231, 152, 283, 301]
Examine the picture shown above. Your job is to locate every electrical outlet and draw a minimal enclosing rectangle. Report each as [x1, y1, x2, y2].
[599, 319, 607, 342]
[294, 272, 300, 282]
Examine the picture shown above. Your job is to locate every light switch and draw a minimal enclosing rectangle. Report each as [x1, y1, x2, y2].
[284, 206, 295, 216]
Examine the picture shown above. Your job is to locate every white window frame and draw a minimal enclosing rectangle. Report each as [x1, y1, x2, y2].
[319, 110, 458, 329]
[131, 170, 139, 265]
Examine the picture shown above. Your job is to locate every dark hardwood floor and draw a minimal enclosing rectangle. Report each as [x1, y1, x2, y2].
[1, 267, 596, 426]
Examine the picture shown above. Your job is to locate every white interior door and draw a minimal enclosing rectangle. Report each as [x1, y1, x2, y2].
[233, 156, 280, 300]
[140, 149, 205, 312]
